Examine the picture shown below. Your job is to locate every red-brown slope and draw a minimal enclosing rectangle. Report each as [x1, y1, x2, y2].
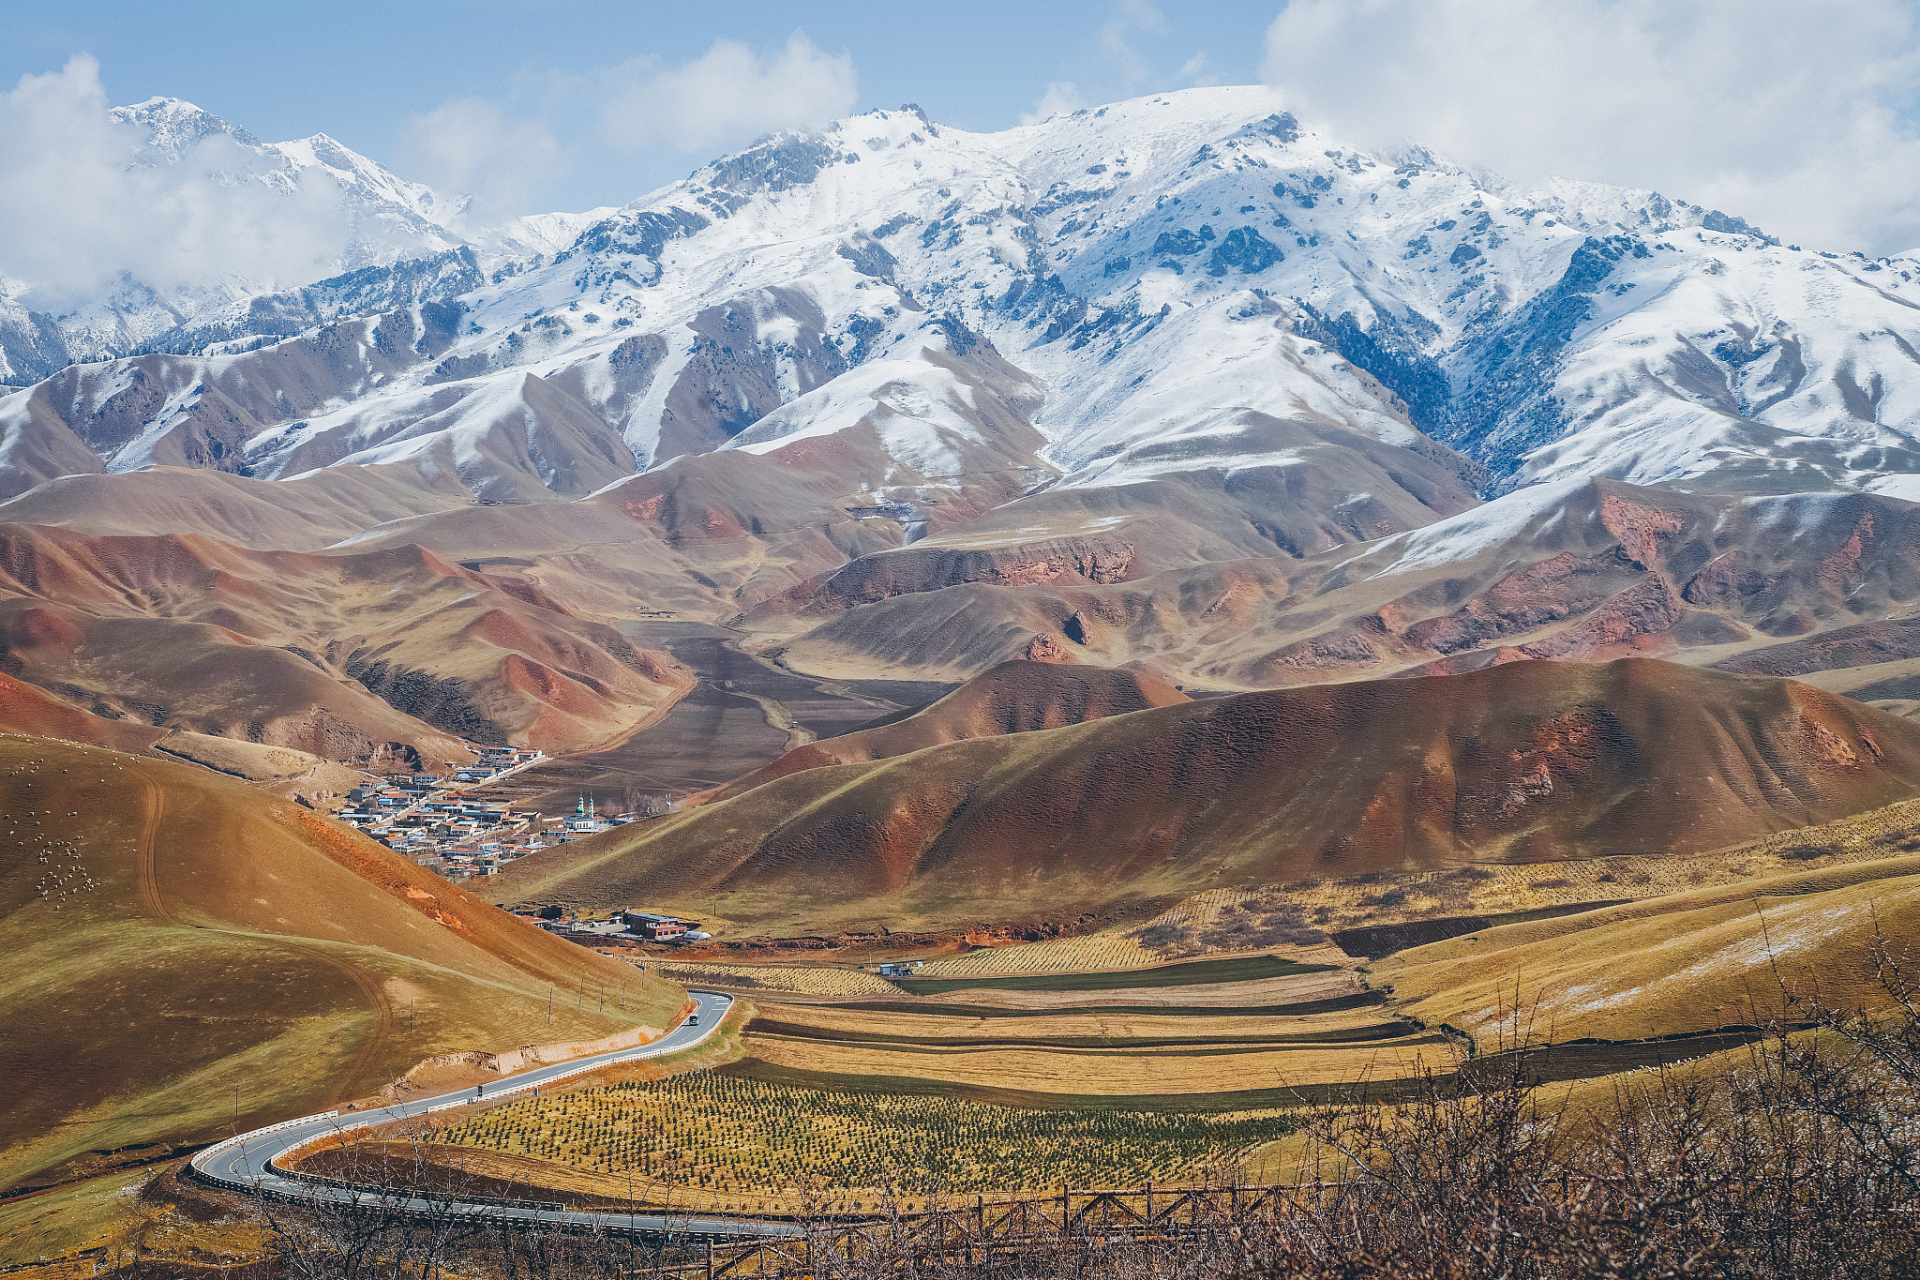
[711, 659, 1190, 798]
[758, 480, 1920, 689]
[491, 659, 1920, 929]
[0, 671, 164, 753]
[0, 523, 686, 761]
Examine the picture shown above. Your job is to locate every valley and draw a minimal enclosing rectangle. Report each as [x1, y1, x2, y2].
[468, 621, 951, 816]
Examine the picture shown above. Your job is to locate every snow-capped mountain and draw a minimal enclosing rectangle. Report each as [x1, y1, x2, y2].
[1, 97, 523, 383]
[7, 85, 1920, 534]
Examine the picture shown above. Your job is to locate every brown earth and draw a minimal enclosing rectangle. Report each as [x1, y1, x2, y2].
[750, 480, 1920, 689]
[489, 658, 1920, 932]
[0, 734, 687, 1194]
[706, 659, 1190, 799]
[0, 463, 474, 551]
[0, 523, 689, 762]
[0, 671, 164, 754]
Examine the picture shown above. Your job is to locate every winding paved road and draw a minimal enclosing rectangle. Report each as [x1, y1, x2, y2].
[188, 991, 800, 1241]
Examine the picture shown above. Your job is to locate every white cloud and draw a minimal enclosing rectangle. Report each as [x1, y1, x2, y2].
[1263, 0, 1920, 255]
[0, 55, 351, 304]
[595, 32, 857, 154]
[1098, 0, 1167, 93]
[1021, 82, 1089, 126]
[396, 97, 565, 227]
[1178, 52, 1214, 82]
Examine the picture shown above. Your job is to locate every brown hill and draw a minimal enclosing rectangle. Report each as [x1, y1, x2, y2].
[748, 480, 1920, 689]
[709, 660, 1190, 799]
[489, 659, 1920, 933]
[0, 671, 165, 754]
[0, 463, 473, 551]
[0, 523, 688, 762]
[0, 734, 687, 1193]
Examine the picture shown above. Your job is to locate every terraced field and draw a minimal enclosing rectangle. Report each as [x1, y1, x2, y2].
[316, 793, 1920, 1217]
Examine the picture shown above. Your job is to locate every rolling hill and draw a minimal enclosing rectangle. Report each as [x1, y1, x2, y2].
[706, 659, 1190, 799]
[0, 522, 692, 763]
[747, 479, 1920, 691]
[489, 658, 1920, 932]
[0, 734, 687, 1194]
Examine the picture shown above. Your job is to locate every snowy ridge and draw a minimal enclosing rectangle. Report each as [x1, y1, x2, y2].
[6, 85, 1920, 539]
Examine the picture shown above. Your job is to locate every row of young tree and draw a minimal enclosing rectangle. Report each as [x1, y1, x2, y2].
[235, 939, 1920, 1278]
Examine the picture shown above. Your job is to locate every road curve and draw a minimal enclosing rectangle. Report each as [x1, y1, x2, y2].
[189, 991, 800, 1241]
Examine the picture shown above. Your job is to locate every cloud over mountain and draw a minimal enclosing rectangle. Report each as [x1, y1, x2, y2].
[1263, 0, 1920, 256]
[0, 56, 356, 303]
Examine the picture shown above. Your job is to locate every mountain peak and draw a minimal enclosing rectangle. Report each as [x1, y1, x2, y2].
[109, 95, 262, 158]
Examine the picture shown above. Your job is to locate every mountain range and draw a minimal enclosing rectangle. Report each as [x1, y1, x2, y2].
[3, 85, 1920, 769]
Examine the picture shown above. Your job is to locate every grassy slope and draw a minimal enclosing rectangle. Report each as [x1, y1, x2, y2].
[0, 734, 686, 1193]
[491, 659, 1920, 932]
[1377, 854, 1920, 1043]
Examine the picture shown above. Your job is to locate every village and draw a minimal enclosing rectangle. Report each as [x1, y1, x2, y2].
[328, 746, 644, 880]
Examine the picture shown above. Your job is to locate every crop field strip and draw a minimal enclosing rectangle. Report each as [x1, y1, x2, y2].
[885, 954, 1333, 995]
[732, 1027, 1456, 1098]
[720, 1027, 1782, 1112]
[742, 1030, 1448, 1059]
[1329, 899, 1637, 960]
[822, 991, 1391, 1020]
[911, 930, 1167, 977]
[717, 1060, 1466, 1111]
[428, 1070, 1294, 1211]
[742, 1018, 1418, 1049]
[854, 973, 1365, 1014]
[649, 961, 898, 996]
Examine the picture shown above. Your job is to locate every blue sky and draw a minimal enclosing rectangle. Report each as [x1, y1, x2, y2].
[5, 1, 1268, 212]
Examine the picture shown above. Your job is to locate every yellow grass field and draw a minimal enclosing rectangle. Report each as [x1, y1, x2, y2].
[1377, 855, 1920, 1043]
[913, 807, 1920, 983]
[879, 970, 1365, 1012]
[738, 1032, 1450, 1096]
[430, 1071, 1293, 1209]
[750, 1002, 1396, 1044]
[1095, 798, 1920, 964]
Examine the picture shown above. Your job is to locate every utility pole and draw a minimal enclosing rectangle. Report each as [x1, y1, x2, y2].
[547, 986, 553, 1024]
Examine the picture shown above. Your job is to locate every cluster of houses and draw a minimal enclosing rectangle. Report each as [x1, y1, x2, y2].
[326, 746, 647, 881]
[534, 908, 711, 945]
